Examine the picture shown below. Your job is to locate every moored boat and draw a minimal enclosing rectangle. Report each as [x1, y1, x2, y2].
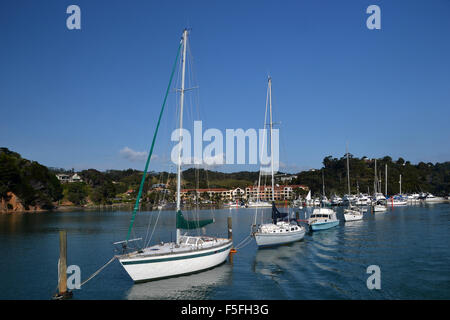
[254, 204, 306, 247]
[252, 77, 306, 247]
[373, 204, 387, 212]
[117, 29, 231, 282]
[308, 208, 339, 231]
[344, 205, 363, 221]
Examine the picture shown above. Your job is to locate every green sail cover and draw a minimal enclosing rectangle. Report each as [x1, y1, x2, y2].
[176, 210, 214, 230]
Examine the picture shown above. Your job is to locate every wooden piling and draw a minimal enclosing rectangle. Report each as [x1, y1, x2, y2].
[58, 230, 67, 295]
[53, 230, 72, 299]
[227, 216, 236, 264]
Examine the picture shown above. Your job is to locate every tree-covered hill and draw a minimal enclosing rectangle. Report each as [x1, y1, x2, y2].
[181, 168, 260, 189]
[0, 148, 63, 210]
[291, 155, 450, 197]
[1, 148, 448, 211]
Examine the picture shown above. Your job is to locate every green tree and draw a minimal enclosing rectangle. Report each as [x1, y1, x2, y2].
[66, 182, 88, 205]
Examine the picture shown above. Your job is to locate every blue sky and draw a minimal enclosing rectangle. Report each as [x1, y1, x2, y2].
[1, 0, 449, 173]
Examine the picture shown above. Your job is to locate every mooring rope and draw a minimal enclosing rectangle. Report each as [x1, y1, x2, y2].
[80, 255, 118, 287]
[234, 234, 253, 250]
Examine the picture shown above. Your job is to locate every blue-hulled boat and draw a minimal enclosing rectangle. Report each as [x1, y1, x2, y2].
[308, 208, 339, 231]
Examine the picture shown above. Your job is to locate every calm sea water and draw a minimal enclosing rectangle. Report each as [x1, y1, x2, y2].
[0, 203, 449, 300]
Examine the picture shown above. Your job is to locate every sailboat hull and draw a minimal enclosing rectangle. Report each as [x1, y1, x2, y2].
[343, 213, 363, 221]
[373, 205, 387, 212]
[255, 229, 305, 247]
[119, 240, 232, 283]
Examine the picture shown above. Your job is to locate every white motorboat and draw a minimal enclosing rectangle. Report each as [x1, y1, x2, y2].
[422, 193, 447, 203]
[330, 194, 343, 206]
[355, 193, 371, 206]
[308, 208, 339, 230]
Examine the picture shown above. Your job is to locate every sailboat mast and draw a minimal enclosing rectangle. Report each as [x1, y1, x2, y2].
[322, 169, 325, 197]
[374, 159, 378, 194]
[346, 143, 350, 195]
[385, 164, 388, 196]
[269, 77, 275, 202]
[176, 29, 188, 243]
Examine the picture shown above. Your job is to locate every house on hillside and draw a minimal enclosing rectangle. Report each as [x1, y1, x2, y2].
[56, 173, 83, 183]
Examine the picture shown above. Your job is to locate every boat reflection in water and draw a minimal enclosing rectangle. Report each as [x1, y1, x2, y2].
[126, 262, 233, 300]
[252, 241, 306, 279]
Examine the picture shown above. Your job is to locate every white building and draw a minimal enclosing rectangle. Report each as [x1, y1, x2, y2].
[56, 173, 83, 183]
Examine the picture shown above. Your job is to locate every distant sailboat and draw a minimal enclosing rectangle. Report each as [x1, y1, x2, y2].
[305, 190, 313, 206]
[343, 144, 363, 221]
[320, 170, 330, 206]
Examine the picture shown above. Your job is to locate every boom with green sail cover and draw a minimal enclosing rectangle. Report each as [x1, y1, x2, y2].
[176, 211, 213, 230]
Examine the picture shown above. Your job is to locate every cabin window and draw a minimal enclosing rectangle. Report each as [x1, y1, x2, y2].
[187, 238, 197, 245]
[179, 236, 188, 244]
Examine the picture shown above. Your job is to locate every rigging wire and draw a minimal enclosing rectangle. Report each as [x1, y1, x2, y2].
[125, 41, 182, 242]
[254, 78, 270, 227]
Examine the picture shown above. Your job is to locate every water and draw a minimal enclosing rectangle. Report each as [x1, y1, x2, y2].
[0, 203, 449, 299]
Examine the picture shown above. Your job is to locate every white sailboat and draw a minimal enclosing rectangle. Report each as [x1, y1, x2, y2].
[320, 170, 330, 206]
[371, 159, 386, 205]
[373, 204, 387, 212]
[343, 144, 363, 221]
[117, 29, 232, 283]
[389, 195, 408, 206]
[247, 199, 272, 208]
[252, 77, 306, 247]
[305, 190, 314, 206]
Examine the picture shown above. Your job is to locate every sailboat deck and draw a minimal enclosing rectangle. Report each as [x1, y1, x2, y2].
[120, 236, 231, 260]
